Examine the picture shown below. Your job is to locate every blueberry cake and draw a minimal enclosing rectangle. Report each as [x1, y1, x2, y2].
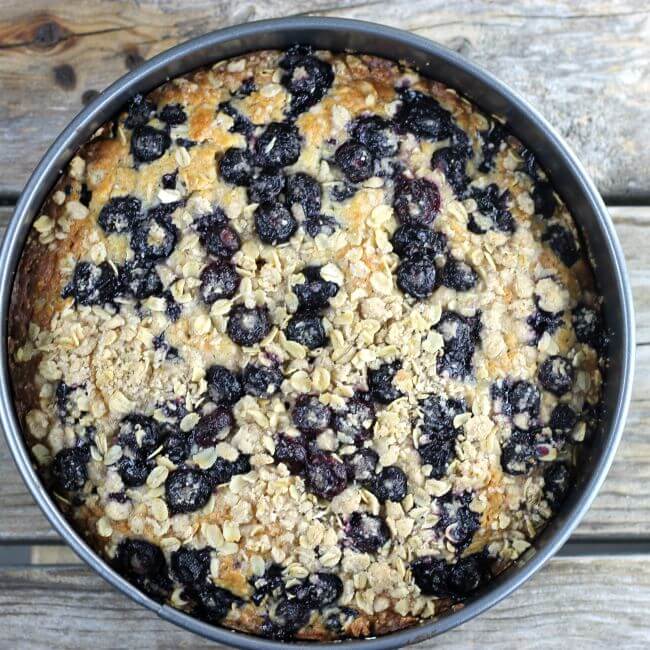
[9, 47, 606, 640]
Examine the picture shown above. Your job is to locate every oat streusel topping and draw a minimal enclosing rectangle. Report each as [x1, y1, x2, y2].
[9, 46, 605, 640]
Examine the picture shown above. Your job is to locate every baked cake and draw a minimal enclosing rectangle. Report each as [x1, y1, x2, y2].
[8, 46, 606, 640]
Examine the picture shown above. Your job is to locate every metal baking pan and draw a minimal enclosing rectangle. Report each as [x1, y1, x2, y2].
[0, 16, 635, 649]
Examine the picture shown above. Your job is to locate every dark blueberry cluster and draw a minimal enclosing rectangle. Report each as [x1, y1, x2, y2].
[538, 355, 574, 396]
[248, 170, 285, 204]
[171, 547, 210, 586]
[306, 452, 348, 500]
[478, 122, 507, 172]
[543, 462, 572, 511]
[220, 147, 254, 186]
[527, 307, 563, 344]
[572, 304, 605, 350]
[131, 125, 171, 164]
[343, 448, 379, 482]
[199, 261, 240, 304]
[164, 467, 213, 514]
[124, 93, 155, 129]
[285, 311, 327, 350]
[542, 224, 579, 267]
[433, 491, 480, 552]
[548, 403, 578, 447]
[391, 224, 447, 259]
[411, 553, 489, 598]
[440, 257, 478, 292]
[532, 181, 557, 219]
[285, 173, 321, 218]
[332, 394, 376, 445]
[334, 140, 374, 184]
[218, 100, 254, 136]
[292, 266, 339, 310]
[206, 365, 243, 406]
[351, 115, 398, 158]
[274, 433, 309, 475]
[62, 261, 120, 306]
[345, 511, 391, 553]
[158, 103, 187, 126]
[368, 361, 403, 404]
[396, 252, 437, 300]
[130, 203, 180, 262]
[431, 146, 470, 198]
[242, 363, 283, 398]
[115, 538, 173, 603]
[435, 311, 482, 379]
[500, 427, 540, 475]
[365, 465, 408, 503]
[115, 414, 166, 487]
[468, 184, 514, 234]
[491, 379, 540, 430]
[191, 408, 234, 448]
[98, 196, 143, 234]
[394, 88, 454, 141]
[51, 445, 89, 492]
[255, 202, 298, 245]
[194, 208, 241, 259]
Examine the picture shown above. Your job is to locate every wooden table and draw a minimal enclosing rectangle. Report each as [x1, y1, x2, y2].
[1, 1, 649, 647]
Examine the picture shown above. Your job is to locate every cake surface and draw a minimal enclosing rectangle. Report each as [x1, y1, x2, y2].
[9, 46, 605, 640]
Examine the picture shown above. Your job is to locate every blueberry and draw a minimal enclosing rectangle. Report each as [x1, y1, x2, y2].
[394, 89, 453, 141]
[292, 266, 338, 310]
[217, 100, 254, 136]
[51, 447, 87, 492]
[469, 184, 514, 234]
[163, 429, 190, 464]
[391, 224, 447, 259]
[411, 556, 449, 596]
[492, 380, 540, 424]
[412, 554, 487, 599]
[368, 361, 402, 404]
[393, 176, 440, 226]
[131, 125, 171, 163]
[161, 171, 177, 190]
[290, 572, 343, 608]
[274, 433, 308, 474]
[130, 214, 178, 261]
[271, 598, 310, 636]
[242, 363, 283, 397]
[440, 258, 478, 291]
[334, 141, 374, 184]
[194, 210, 241, 259]
[62, 261, 120, 306]
[303, 213, 338, 237]
[255, 122, 301, 170]
[544, 462, 571, 511]
[219, 147, 254, 186]
[572, 305, 604, 349]
[346, 511, 391, 552]
[117, 455, 150, 487]
[501, 428, 537, 475]
[248, 170, 285, 204]
[292, 395, 332, 436]
[366, 466, 407, 503]
[351, 115, 398, 158]
[330, 182, 357, 202]
[254, 202, 298, 244]
[434, 491, 480, 552]
[548, 403, 578, 444]
[305, 452, 348, 500]
[199, 261, 240, 304]
[164, 291, 182, 322]
[165, 467, 212, 513]
[124, 94, 155, 129]
[478, 122, 507, 172]
[343, 448, 379, 482]
[98, 196, 143, 234]
[176, 137, 196, 149]
[333, 397, 375, 445]
[206, 365, 243, 406]
[235, 78, 256, 97]
[191, 407, 234, 448]
[171, 547, 210, 585]
[527, 308, 563, 344]
[418, 441, 455, 479]
[532, 182, 556, 219]
[431, 146, 470, 198]
[435, 311, 482, 379]
[447, 555, 487, 596]
[119, 261, 163, 300]
[418, 394, 466, 443]
[192, 583, 238, 623]
[227, 304, 271, 346]
[285, 311, 327, 350]
[206, 454, 250, 487]
[79, 183, 92, 207]
[542, 224, 579, 267]
[158, 103, 187, 126]
[286, 172, 321, 217]
[250, 563, 284, 605]
[116, 539, 165, 578]
[396, 253, 437, 299]
[538, 355, 574, 396]
[280, 46, 334, 115]
[117, 414, 164, 454]
[55, 381, 75, 420]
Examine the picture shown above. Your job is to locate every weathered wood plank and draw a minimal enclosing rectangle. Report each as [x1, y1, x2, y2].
[0, 206, 648, 540]
[0, 557, 649, 647]
[0, 0, 648, 198]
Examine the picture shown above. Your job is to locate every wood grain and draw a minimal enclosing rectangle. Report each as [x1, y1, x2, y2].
[1, 557, 649, 648]
[0, 0, 648, 198]
[0, 206, 648, 541]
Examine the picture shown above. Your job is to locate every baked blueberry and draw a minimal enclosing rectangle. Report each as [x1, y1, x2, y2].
[543, 462, 571, 511]
[411, 556, 449, 596]
[79, 183, 92, 207]
[435, 311, 482, 379]
[418, 394, 466, 443]
[334, 141, 374, 184]
[532, 181, 556, 219]
[394, 89, 453, 141]
[274, 433, 308, 474]
[206, 365, 243, 406]
[396, 253, 437, 299]
[351, 115, 398, 158]
[330, 182, 357, 202]
[242, 363, 283, 397]
[332, 396, 375, 445]
[254, 202, 298, 244]
[219, 148, 254, 186]
[51, 447, 87, 492]
[255, 122, 301, 170]
[199, 261, 240, 304]
[292, 266, 339, 310]
[548, 403, 578, 443]
[434, 491, 480, 551]
[191, 407, 234, 448]
[572, 304, 604, 349]
[280, 45, 334, 115]
[206, 454, 250, 486]
[119, 261, 163, 300]
[165, 467, 212, 513]
[194, 210, 241, 259]
[292, 395, 332, 437]
[469, 184, 515, 234]
[98, 196, 143, 233]
[478, 122, 507, 172]
[366, 466, 407, 503]
[440, 258, 478, 291]
[192, 583, 239, 623]
[131, 125, 171, 163]
[171, 547, 210, 585]
[542, 224, 579, 267]
[227, 304, 271, 346]
[492, 380, 540, 423]
[538, 355, 574, 396]
[217, 100, 254, 136]
[130, 214, 178, 261]
[431, 146, 470, 198]
[285, 311, 327, 350]
[271, 598, 311, 636]
[447, 555, 487, 596]
[305, 452, 348, 499]
[163, 429, 190, 464]
[117, 414, 163, 454]
[164, 291, 182, 322]
[368, 361, 403, 404]
[285, 172, 321, 217]
[289, 572, 343, 609]
[116, 539, 165, 578]
[248, 170, 285, 204]
[418, 440, 455, 479]
[124, 94, 155, 129]
[391, 224, 447, 259]
[117, 455, 150, 487]
[393, 176, 440, 226]
[500, 428, 537, 475]
[346, 511, 391, 552]
[343, 448, 379, 482]
[250, 563, 284, 605]
[158, 103, 187, 126]
[527, 308, 563, 344]
[303, 213, 338, 238]
[62, 261, 120, 306]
